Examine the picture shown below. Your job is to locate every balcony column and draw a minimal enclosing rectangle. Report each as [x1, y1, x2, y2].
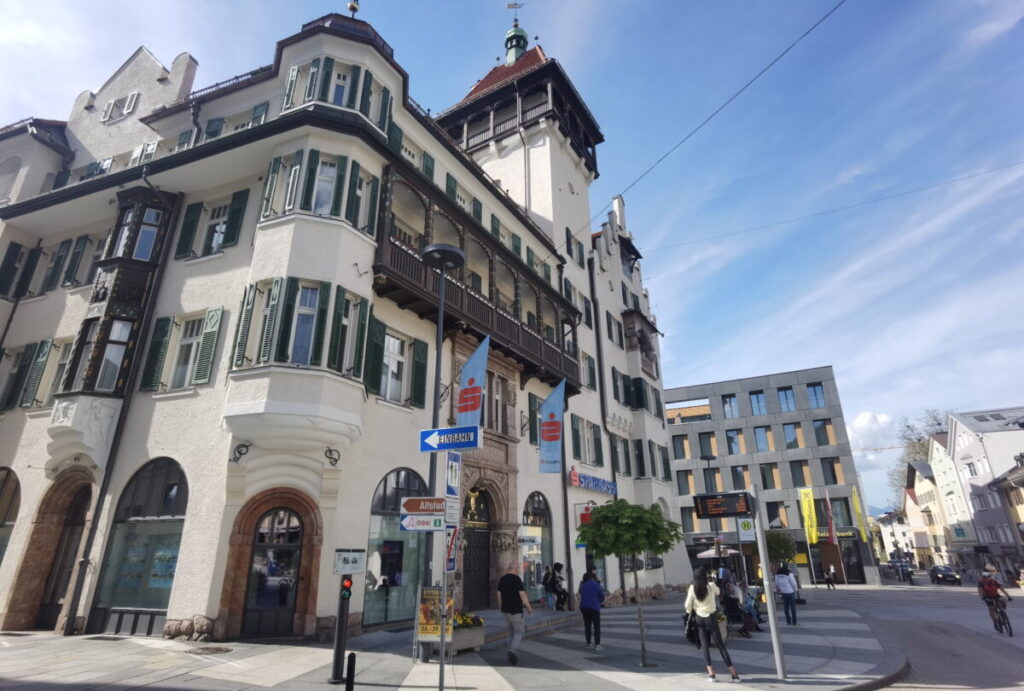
[376, 165, 394, 265]
[462, 120, 468, 149]
[546, 80, 553, 109]
[487, 252, 496, 303]
[516, 90, 523, 122]
[424, 204, 434, 245]
[513, 272, 522, 320]
[489, 108, 495, 139]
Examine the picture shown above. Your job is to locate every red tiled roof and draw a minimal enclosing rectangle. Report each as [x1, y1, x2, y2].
[459, 46, 548, 104]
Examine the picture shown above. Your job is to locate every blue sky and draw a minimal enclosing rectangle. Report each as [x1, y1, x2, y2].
[2, 1, 1022, 509]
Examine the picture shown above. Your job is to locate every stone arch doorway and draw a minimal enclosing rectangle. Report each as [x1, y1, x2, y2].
[0, 467, 93, 631]
[217, 488, 322, 639]
[461, 488, 492, 611]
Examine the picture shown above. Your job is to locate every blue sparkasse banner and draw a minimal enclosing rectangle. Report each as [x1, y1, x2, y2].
[538, 379, 566, 473]
[456, 335, 490, 428]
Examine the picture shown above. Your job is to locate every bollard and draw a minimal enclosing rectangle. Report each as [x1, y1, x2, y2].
[344, 652, 356, 691]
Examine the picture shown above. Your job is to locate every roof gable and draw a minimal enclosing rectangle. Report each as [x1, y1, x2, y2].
[459, 46, 548, 104]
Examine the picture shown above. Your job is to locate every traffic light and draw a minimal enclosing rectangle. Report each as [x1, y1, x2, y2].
[341, 575, 353, 600]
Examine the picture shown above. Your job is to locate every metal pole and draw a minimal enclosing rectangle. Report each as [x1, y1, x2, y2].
[560, 412, 575, 610]
[433, 266, 448, 690]
[328, 578, 351, 685]
[751, 485, 786, 680]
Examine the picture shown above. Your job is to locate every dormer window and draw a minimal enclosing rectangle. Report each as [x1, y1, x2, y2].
[100, 91, 139, 123]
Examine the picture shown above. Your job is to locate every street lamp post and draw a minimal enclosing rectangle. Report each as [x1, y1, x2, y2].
[420, 243, 464, 691]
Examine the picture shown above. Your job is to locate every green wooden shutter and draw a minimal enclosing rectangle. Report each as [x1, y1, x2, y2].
[329, 155, 348, 217]
[304, 58, 320, 101]
[345, 161, 361, 225]
[62, 235, 90, 286]
[363, 312, 385, 395]
[510, 234, 521, 257]
[299, 149, 320, 211]
[351, 298, 369, 377]
[410, 338, 427, 408]
[565, 228, 573, 258]
[318, 57, 335, 101]
[359, 70, 373, 115]
[526, 247, 535, 271]
[327, 286, 347, 372]
[275, 277, 299, 363]
[0, 243, 23, 294]
[635, 439, 646, 477]
[250, 101, 269, 126]
[13, 247, 40, 298]
[175, 202, 203, 259]
[610, 434, 620, 473]
[283, 65, 299, 107]
[205, 118, 224, 140]
[42, 239, 72, 292]
[258, 278, 282, 363]
[346, 66, 361, 108]
[490, 214, 500, 238]
[260, 157, 282, 218]
[53, 170, 69, 189]
[528, 393, 539, 444]
[622, 438, 632, 475]
[621, 373, 633, 407]
[221, 189, 249, 248]
[471, 198, 482, 223]
[577, 240, 585, 265]
[542, 263, 551, 284]
[233, 285, 256, 368]
[445, 173, 457, 199]
[1, 343, 36, 410]
[611, 367, 620, 401]
[19, 340, 50, 407]
[310, 281, 331, 367]
[571, 414, 582, 460]
[377, 87, 390, 129]
[586, 355, 596, 389]
[191, 307, 223, 385]
[366, 177, 379, 236]
[387, 122, 403, 153]
[140, 317, 172, 391]
[592, 424, 604, 466]
[421, 152, 434, 183]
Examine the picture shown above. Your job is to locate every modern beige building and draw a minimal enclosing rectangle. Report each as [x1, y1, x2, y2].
[0, 13, 688, 640]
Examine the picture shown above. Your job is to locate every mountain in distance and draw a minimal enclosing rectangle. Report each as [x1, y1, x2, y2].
[867, 504, 893, 516]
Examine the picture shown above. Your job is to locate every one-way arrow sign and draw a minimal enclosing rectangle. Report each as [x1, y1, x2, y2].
[419, 425, 482, 452]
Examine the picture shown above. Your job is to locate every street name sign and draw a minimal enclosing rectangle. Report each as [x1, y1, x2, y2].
[400, 514, 444, 531]
[419, 426, 482, 452]
[402, 497, 446, 514]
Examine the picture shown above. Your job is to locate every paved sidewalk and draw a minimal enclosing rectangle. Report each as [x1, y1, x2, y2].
[0, 590, 906, 690]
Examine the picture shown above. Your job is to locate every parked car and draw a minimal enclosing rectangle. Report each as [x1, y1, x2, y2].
[929, 565, 962, 585]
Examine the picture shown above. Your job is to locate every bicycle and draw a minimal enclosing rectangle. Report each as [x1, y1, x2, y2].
[986, 596, 1013, 637]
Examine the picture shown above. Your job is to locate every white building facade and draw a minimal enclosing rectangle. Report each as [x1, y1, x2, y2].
[0, 14, 688, 640]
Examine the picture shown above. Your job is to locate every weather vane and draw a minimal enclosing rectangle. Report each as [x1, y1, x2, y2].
[348, 1, 359, 18]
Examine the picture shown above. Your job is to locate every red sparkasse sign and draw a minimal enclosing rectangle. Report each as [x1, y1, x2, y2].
[402, 497, 446, 514]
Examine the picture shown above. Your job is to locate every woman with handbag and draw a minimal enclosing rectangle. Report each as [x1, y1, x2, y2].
[685, 567, 740, 683]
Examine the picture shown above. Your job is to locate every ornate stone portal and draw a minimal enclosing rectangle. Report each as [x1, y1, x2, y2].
[450, 333, 522, 609]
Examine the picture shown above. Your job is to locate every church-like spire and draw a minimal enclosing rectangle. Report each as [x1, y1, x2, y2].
[505, 18, 529, 65]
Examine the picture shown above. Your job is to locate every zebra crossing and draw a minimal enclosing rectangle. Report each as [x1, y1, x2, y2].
[470, 595, 891, 690]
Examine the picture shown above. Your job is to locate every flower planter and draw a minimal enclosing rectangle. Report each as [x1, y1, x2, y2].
[450, 626, 486, 653]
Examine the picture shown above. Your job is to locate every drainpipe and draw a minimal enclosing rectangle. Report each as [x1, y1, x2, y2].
[62, 169, 183, 635]
[586, 252, 626, 598]
[514, 81, 530, 215]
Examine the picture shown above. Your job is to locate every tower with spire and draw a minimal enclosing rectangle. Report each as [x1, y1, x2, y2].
[505, 18, 529, 65]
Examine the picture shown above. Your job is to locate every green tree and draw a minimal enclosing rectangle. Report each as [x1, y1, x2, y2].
[577, 500, 683, 668]
[765, 530, 797, 566]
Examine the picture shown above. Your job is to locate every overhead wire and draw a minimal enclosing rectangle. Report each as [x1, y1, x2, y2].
[536, 0, 850, 266]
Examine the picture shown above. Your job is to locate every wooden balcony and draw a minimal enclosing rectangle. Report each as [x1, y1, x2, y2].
[374, 237, 580, 390]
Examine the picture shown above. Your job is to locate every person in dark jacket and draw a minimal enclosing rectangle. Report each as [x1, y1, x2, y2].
[579, 572, 605, 649]
[552, 562, 568, 610]
[541, 566, 556, 609]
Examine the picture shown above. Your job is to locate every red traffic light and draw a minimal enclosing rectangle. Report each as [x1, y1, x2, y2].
[342, 578, 353, 589]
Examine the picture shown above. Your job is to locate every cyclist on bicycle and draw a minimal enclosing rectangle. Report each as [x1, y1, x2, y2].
[978, 570, 1012, 631]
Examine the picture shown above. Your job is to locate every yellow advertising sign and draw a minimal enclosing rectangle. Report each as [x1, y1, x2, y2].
[417, 587, 453, 642]
[799, 488, 817, 545]
[851, 485, 868, 542]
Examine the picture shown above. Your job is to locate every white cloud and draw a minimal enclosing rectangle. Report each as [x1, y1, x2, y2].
[961, 2, 1024, 52]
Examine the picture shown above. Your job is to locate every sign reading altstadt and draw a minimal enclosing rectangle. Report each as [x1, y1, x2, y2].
[693, 492, 752, 519]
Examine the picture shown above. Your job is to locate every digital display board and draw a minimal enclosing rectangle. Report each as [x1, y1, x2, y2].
[693, 492, 752, 518]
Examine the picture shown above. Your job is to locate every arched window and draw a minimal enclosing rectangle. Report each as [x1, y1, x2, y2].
[520, 491, 552, 600]
[0, 468, 21, 566]
[94, 458, 188, 620]
[364, 468, 428, 627]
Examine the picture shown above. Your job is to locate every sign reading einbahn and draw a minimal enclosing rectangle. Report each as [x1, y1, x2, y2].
[694, 492, 752, 519]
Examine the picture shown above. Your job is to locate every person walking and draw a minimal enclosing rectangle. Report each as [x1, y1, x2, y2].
[685, 567, 740, 683]
[824, 563, 837, 590]
[541, 566, 556, 610]
[579, 572, 605, 650]
[775, 565, 799, 625]
[497, 565, 533, 666]
[552, 562, 568, 610]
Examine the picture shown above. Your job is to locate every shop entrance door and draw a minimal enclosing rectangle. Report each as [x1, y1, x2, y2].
[36, 486, 90, 630]
[243, 508, 303, 637]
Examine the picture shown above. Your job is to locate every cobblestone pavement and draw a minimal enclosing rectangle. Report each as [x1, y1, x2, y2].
[0, 590, 900, 690]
